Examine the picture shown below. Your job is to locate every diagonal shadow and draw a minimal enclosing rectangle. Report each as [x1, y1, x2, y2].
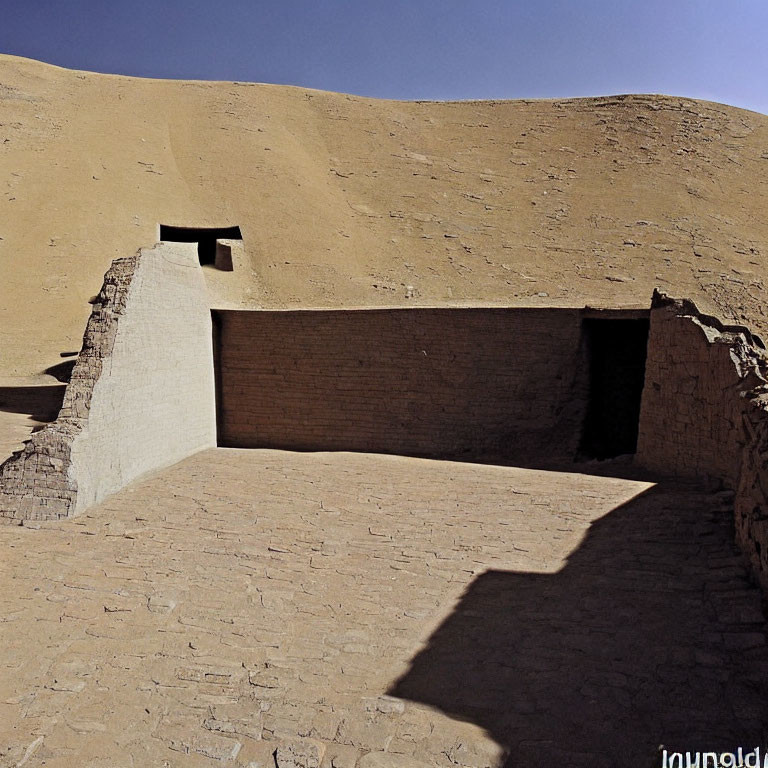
[0, 385, 66, 423]
[389, 483, 768, 768]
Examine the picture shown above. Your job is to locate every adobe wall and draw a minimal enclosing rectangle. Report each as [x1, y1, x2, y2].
[215, 307, 589, 462]
[735, 397, 768, 596]
[635, 292, 768, 594]
[635, 293, 766, 487]
[0, 243, 216, 521]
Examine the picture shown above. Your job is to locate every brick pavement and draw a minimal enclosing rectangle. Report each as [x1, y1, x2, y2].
[0, 449, 765, 767]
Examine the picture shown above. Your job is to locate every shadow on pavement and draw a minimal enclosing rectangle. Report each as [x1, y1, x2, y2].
[390, 483, 768, 768]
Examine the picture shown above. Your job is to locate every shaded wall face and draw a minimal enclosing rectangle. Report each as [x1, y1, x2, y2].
[635, 307, 753, 486]
[214, 308, 589, 462]
[735, 401, 768, 596]
[633, 299, 768, 595]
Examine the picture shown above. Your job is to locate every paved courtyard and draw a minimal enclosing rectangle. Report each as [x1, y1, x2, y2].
[0, 449, 766, 767]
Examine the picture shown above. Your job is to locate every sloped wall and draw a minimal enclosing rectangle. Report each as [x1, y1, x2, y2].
[215, 307, 589, 462]
[0, 243, 216, 520]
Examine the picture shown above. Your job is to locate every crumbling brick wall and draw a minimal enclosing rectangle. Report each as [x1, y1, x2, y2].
[636, 292, 766, 487]
[736, 396, 768, 595]
[0, 243, 216, 520]
[636, 291, 768, 594]
[215, 307, 589, 462]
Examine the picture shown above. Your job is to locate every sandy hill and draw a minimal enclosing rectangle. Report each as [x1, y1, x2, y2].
[1, 53, 767, 377]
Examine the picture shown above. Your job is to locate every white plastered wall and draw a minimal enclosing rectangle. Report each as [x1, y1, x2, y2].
[69, 242, 216, 512]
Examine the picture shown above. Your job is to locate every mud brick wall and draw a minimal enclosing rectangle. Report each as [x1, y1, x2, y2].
[0, 243, 216, 520]
[636, 293, 768, 594]
[736, 397, 768, 596]
[636, 294, 766, 487]
[215, 307, 589, 462]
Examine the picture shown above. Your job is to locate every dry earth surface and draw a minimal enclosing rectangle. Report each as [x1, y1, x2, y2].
[1, 449, 766, 767]
[2, 54, 768, 376]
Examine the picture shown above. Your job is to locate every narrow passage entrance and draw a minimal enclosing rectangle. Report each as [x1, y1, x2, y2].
[579, 317, 650, 459]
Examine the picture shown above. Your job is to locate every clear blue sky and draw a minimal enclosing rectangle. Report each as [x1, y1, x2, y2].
[2, 0, 766, 114]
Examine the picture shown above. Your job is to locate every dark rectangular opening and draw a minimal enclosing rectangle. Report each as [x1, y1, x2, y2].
[159, 224, 242, 267]
[211, 310, 224, 446]
[579, 317, 650, 460]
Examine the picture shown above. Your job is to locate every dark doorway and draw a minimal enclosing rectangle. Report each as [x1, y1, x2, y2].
[159, 225, 242, 269]
[579, 317, 649, 459]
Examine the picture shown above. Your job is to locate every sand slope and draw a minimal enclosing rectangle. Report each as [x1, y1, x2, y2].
[1, 53, 767, 379]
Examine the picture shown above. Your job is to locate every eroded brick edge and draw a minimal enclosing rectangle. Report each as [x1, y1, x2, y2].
[650, 290, 768, 594]
[0, 254, 139, 521]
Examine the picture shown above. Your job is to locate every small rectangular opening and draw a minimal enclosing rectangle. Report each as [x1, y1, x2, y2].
[579, 317, 650, 460]
[159, 225, 242, 268]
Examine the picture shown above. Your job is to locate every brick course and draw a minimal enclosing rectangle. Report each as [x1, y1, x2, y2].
[635, 292, 768, 594]
[215, 307, 590, 462]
